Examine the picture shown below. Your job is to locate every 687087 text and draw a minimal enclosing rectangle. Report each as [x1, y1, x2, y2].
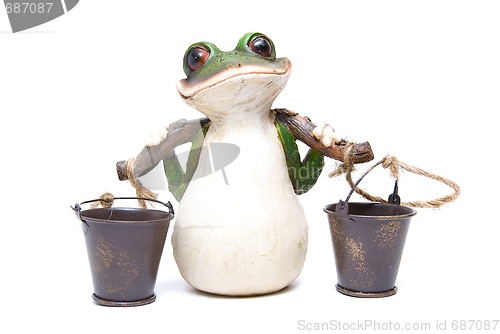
[5, 2, 53, 14]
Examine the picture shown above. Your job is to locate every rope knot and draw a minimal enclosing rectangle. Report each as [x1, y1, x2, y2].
[328, 142, 357, 178]
[90, 192, 114, 209]
[328, 161, 355, 178]
[382, 155, 400, 180]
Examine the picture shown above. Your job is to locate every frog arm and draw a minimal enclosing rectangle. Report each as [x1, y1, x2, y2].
[116, 118, 211, 202]
[163, 124, 209, 201]
[275, 121, 324, 195]
[163, 152, 186, 202]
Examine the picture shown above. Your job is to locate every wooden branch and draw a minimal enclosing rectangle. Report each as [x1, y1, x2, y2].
[116, 118, 210, 181]
[116, 108, 374, 181]
[273, 108, 374, 164]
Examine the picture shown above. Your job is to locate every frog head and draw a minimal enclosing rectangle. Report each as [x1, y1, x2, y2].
[177, 32, 291, 121]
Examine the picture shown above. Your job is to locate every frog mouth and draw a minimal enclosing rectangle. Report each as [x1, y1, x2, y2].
[177, 58, 291, 99]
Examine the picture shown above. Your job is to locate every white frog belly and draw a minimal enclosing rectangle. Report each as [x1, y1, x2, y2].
[171, 125, 308, 296]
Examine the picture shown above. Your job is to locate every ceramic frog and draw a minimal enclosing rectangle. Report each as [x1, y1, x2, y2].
[123, 32, 373, 296]
[154, 33, 340, 200]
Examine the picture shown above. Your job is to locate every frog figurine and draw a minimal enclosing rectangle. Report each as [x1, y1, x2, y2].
[118, 32, 373, 296]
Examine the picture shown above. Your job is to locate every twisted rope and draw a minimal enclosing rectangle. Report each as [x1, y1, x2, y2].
[89, 192, 114, 209]
[330, 150, 460, 208]
[89, 158, 158, 209]
[124, 158, 158, 208]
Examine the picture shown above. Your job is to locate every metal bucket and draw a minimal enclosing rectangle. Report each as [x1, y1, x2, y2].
[324, 165, 417, 297]
[72, 197, 174, 306]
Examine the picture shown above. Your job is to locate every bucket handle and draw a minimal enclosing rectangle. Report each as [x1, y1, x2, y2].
[71, 196, 175, 226]
[336, 159, 400, 217]
[345, 159, 399, 204]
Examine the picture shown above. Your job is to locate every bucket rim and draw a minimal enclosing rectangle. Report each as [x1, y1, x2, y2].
[80, 207, 174, 224]
[72, 196, 175, 225]
[323, 202, 417, 219]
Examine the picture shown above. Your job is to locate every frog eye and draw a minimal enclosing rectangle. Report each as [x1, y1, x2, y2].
[185, 45, 210, 72]
[248, 35, 274, 59]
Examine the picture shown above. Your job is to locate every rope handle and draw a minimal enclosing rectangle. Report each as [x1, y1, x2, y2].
[75, 157, 162, 212]
[330, 154, 460, 208]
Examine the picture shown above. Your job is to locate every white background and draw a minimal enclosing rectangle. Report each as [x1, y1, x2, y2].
[1, 1, 499, 333]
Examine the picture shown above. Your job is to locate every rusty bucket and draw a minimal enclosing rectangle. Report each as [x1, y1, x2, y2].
[72, 197, 174, 306]
[324, 166, 416, 298]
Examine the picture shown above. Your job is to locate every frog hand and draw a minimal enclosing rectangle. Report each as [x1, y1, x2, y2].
[273, 108, 374, 164]
[145, 126, 169, 147]
[312, 124, 342, 148]
[116, 117, 210, 187]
